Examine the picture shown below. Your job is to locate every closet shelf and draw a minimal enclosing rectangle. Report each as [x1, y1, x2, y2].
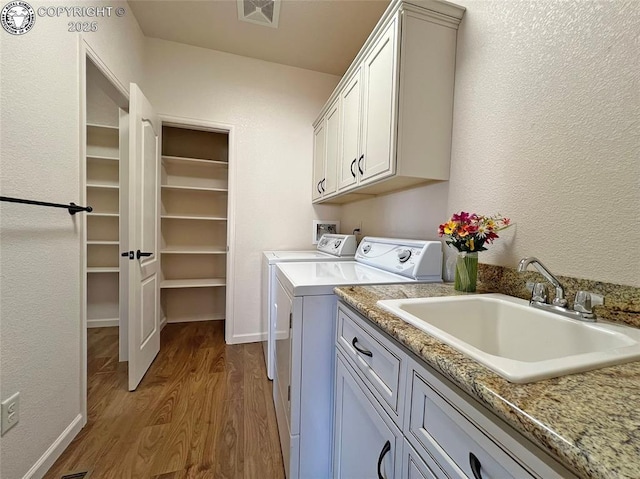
[87, 183, 119, 189]
[87, 212, 119, 217]
[87, 155, 119, 162]
[161, 247, 227, 255]
[161, 184, 228, 193]
[87, 240, 119, 245]
[87, 267, 119, 273]
[87, 123, 119, 130]
[162, 155, 228, 167]
[160, 278, 226, 289]
[161, 214, 227, 221]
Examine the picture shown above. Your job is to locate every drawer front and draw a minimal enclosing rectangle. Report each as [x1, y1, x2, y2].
[337, 304, 403, 418]
[408, 369, 535, 479]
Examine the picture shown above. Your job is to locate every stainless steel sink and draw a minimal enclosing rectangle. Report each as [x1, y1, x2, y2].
[377, 294, 640, 383]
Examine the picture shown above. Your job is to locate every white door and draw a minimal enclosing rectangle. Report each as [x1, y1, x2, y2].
[127, 83, 161, 391]
[361, 17, 398, 185]
[338, 67, 362, 191]
[312, 121, 326, 201]
[118, 109, 130, 362]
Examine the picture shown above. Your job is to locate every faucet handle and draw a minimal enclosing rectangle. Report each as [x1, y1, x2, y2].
[530, 282, 549, 303]
[573, 291, 604, 313]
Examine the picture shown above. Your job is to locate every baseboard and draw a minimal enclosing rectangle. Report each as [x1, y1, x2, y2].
[227, 331, 267, 344]
[87, 318, 118, 328]
[166, 316, 224, 324]
[23, 413, 83, 479]
[160, 315, 167, 330]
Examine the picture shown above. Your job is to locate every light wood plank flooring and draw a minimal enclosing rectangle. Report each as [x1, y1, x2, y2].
[46, 322, 285, 479]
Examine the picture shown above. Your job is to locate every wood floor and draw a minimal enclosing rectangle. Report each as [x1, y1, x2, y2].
[46, 322, 285, 479]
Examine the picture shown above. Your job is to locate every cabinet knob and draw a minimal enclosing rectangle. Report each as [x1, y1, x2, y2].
[377, 440, 391, 479]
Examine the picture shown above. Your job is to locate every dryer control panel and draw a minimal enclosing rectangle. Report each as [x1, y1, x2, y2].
[316, 234, 357, 257]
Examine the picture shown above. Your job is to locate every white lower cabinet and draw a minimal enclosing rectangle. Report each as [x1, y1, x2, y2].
[334, 352, 402, 479]
[334, 301, 577, 479]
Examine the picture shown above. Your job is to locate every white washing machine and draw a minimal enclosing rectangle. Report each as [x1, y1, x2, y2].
[272, 237, 443, 479]
[262, 234, 357, 380]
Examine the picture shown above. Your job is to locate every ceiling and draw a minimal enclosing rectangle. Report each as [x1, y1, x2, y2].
[128, 0, 390, 76]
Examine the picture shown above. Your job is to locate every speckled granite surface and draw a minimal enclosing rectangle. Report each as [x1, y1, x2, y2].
[334, 275, 640, 479]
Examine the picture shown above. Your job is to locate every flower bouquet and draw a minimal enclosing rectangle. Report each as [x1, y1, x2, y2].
[438, 212, 511, 292]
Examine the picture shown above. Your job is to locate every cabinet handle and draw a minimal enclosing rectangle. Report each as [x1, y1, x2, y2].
[469, 452, 483, 479]
[321, 178, 326, 192]
[350, 158, 357, 178]
[377, 440, 391, 479]
[136, 250, 153, 260]
[358, 154, 364, 175]
[352, 337, 373, 357]
[317, 181, 322, 194]
[121, 251, 134, 260]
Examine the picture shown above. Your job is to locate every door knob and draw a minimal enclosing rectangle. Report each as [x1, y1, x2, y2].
[121, 251, 134, 260]
[136, 250, 153, 260]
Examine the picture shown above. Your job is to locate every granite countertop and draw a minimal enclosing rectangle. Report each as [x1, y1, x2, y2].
[334, 283, 640, 479]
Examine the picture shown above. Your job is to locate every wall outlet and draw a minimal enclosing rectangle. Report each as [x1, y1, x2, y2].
[1, 392, 20, 435]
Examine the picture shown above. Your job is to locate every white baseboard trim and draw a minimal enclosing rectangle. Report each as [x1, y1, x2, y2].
[166, 316, 224, 324]
[227, 331, 267, 345]
[87, 318, 118, 328]
[23, 413, 83, 479]
[160, 315, 167, 330]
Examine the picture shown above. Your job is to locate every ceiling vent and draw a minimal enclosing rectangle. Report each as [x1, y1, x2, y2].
[237, 0, 281, 28]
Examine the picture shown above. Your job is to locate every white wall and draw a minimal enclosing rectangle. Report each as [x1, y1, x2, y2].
[342, 0, 640, 287]
[0, 2, 145, 477]
[143, 38, 341, 342]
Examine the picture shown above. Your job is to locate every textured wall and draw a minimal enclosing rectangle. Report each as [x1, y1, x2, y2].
[448, 0, 639, 286]
[344, 0, 639, 287]
[143, 38, 341, 342]
[0, 2, 145, 477]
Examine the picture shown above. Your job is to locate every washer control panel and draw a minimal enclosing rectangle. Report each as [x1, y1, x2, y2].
[355, 237, 443, 281]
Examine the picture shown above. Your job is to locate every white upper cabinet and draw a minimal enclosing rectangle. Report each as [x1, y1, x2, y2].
[360, 17, 398, 185]
[312, 120, 326, 201]
[312, 97, 340, 200]
[337, 68, 362, 192]
[312, 1, 465, 204]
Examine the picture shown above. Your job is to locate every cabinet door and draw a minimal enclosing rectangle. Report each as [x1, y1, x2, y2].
[338, 67, 362, 192]
[334, 353, 402, 479]
[312, 121, 326, 201]
[323, 98, 340, 197]
[360, 17, 398, 185]
[404, 440, 447, 479]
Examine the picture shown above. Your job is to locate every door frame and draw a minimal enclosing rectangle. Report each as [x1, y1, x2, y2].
[79, 38, 130, 426]
[158, 114, 237, 345]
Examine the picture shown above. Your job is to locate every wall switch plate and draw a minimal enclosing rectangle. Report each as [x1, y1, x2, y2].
[1, 392, 20, 435]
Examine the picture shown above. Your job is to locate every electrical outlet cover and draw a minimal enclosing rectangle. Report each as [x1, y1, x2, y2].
[1, 392, 20, 435]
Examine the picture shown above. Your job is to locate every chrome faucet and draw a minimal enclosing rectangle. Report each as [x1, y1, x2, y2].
[517, 257, 567, 306]
[517, 257, 603, 322]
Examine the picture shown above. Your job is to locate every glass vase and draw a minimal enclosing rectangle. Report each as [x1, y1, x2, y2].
[454, 251, 478, 292]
